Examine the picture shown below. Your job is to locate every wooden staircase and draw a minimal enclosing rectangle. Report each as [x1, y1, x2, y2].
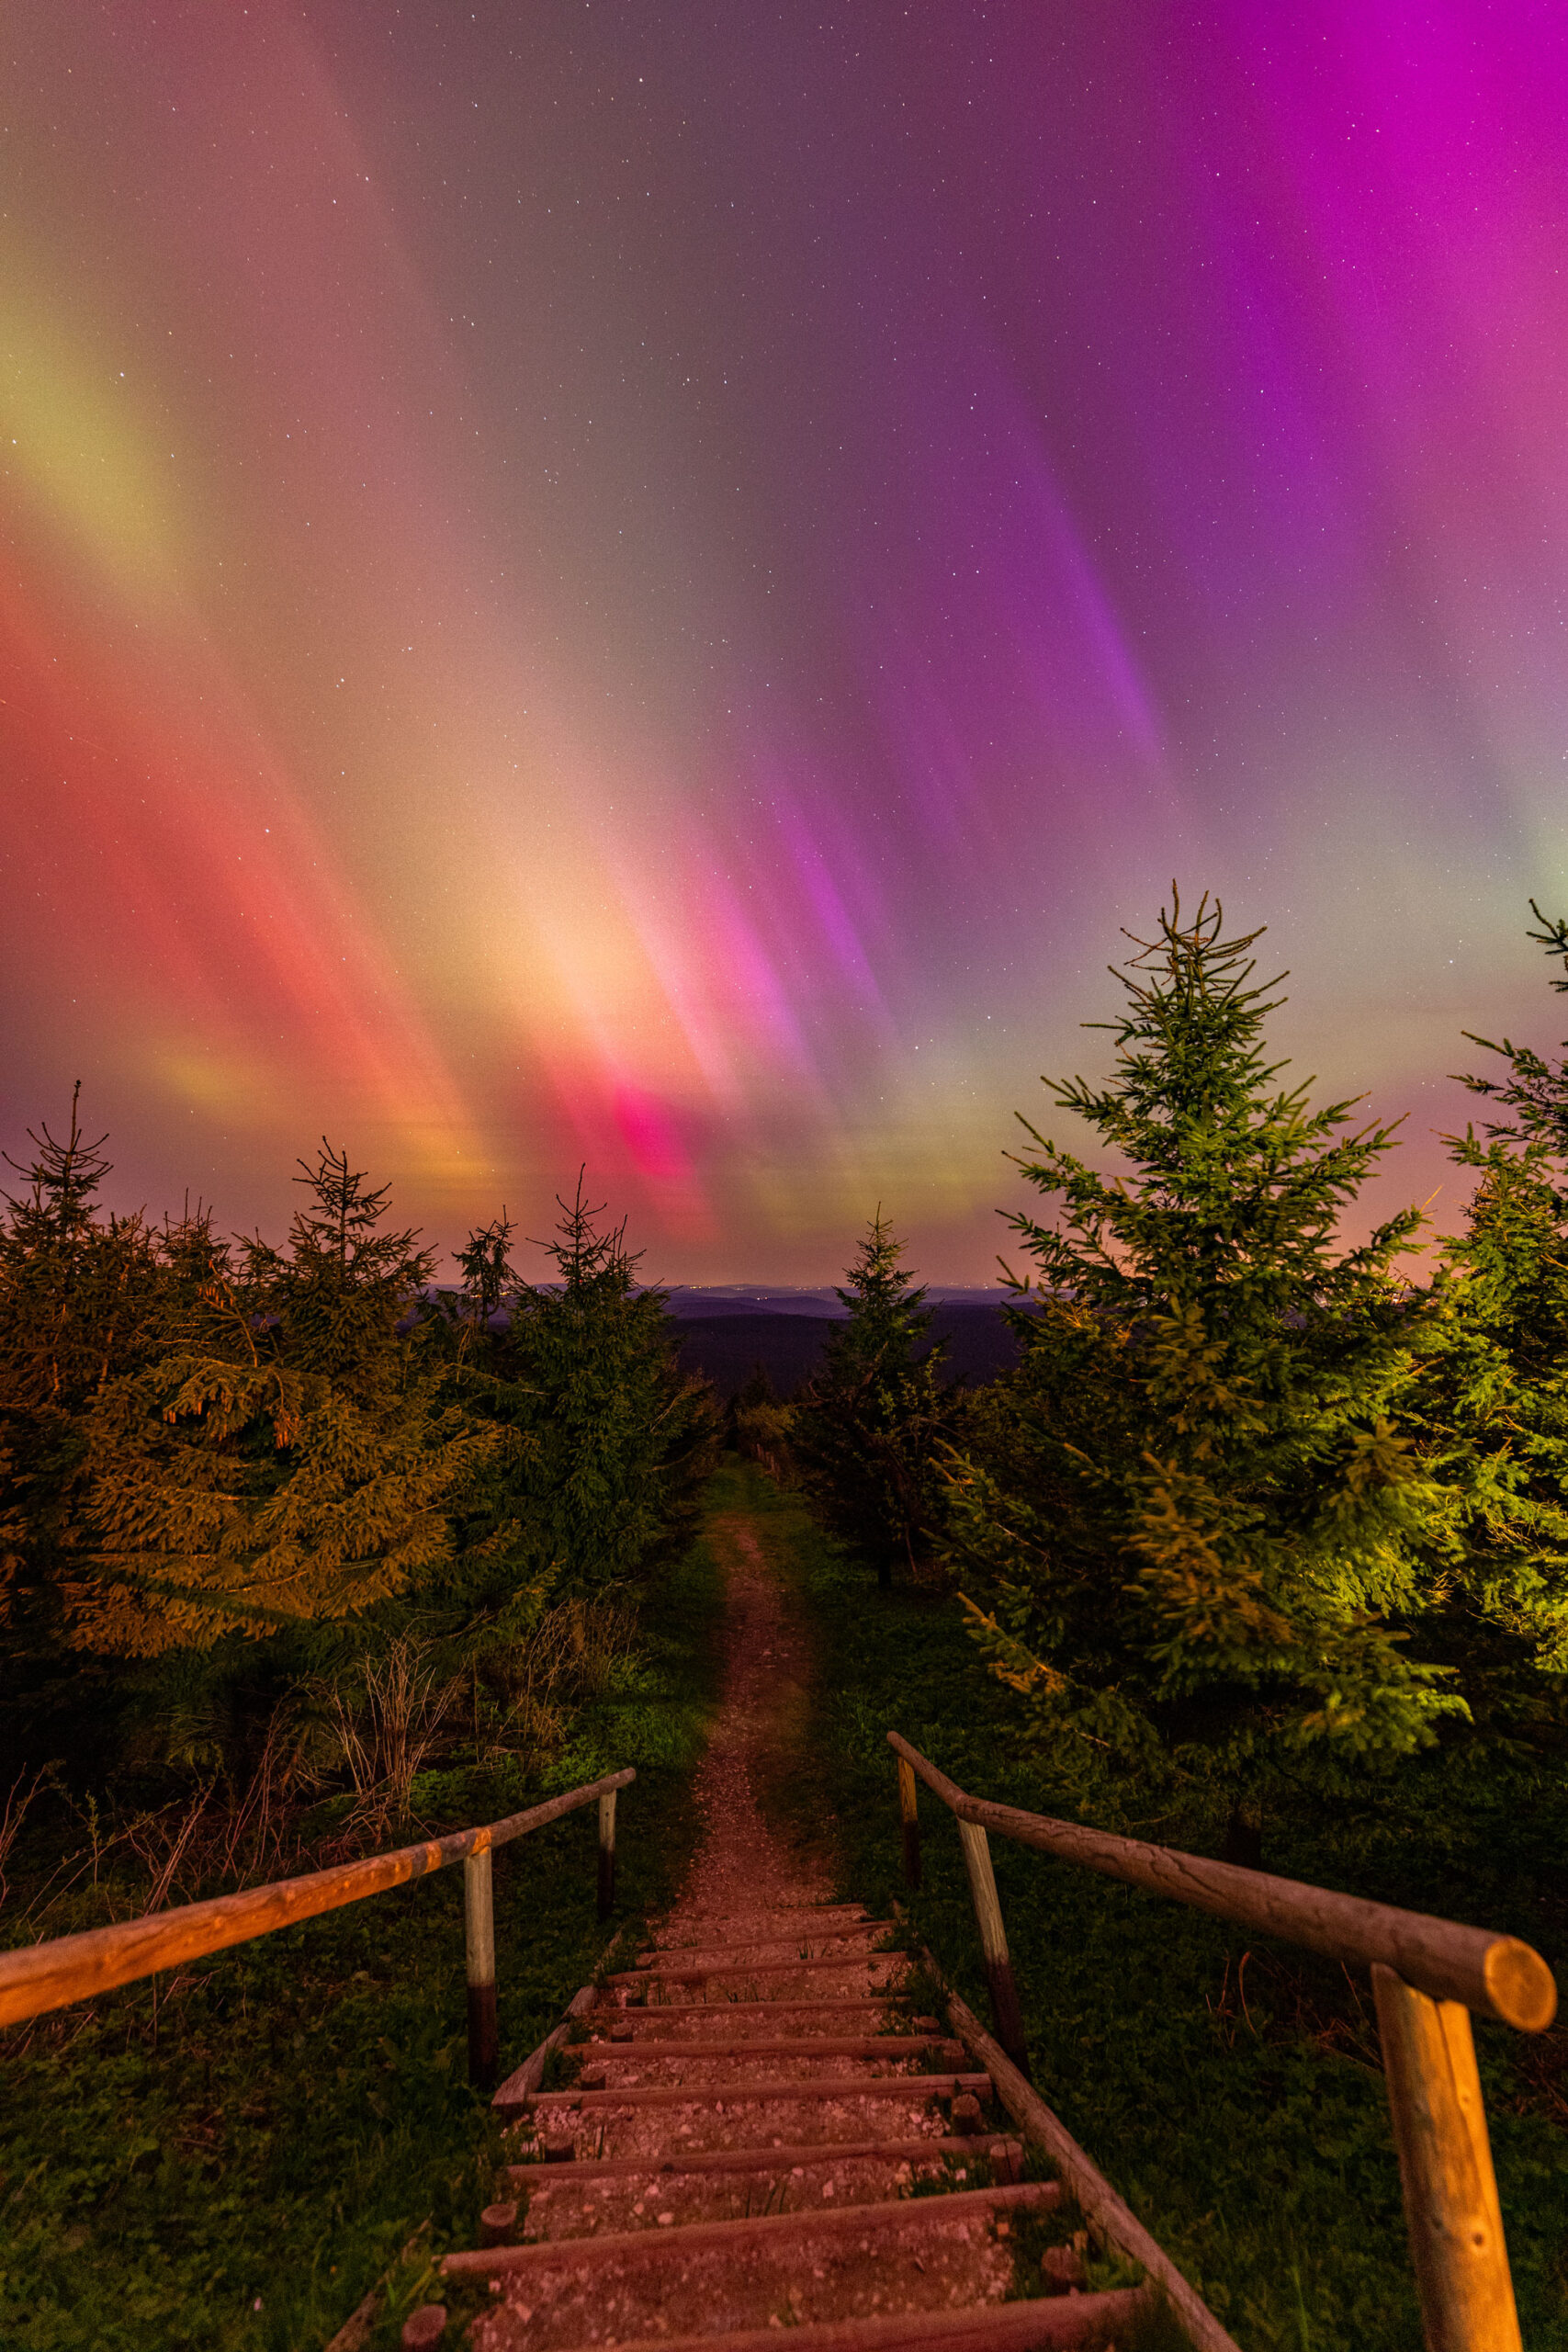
[423, 1897, 1151, 2350]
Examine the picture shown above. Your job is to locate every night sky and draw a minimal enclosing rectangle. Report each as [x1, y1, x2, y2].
[5, 4, 1568, 1281]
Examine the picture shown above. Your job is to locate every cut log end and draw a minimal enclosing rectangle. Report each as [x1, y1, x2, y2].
[479, 2200, 518, 2246]
[1484, 1936, 1557, 2033]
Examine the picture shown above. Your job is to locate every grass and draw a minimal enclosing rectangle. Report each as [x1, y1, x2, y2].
[724, 1458, 1568, 2352]
[0, 1526, 724, 2352]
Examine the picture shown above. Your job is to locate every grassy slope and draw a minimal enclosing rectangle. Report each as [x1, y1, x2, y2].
[0, 1530, 722, 2352]
[729, 1461, 1568, 2352]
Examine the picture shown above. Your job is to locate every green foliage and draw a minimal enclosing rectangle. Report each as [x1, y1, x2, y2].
[793, 1210, 957, 1588]
[730, 1363, 797, 1481]
[241, 1140, 437, 1399]
[0, 1520, 723, 2352]
[944, 891, 1463, 1818]
[476, 1178, 721, 1595]
[1408, 910, 1568, 1703]
[0, 1091, 235, 1650]
[1456, 897, 1568, 1157]
[756, 1468, 1568, 2352]
[52, 1148, 501, 1657]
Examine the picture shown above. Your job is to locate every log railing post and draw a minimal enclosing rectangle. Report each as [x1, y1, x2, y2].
[955, 1816, 1028, 2076]
[897, 1754, 921, 1889]
[597, 1789, 617, 1921]
[464, 1844, 499, 2090]
[1372, 1964, 1521, 2352]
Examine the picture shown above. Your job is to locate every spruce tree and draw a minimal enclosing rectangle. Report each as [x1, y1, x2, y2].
[1408, 907, 1568, 1703]
[946, 892, 1462, 1835]
[491, 1178, 719, 1592]
[69, 1146, 502, 1655]
[0, 1091, 211, 1646]
[793, 1211, 953, 1589]
[241, 1140, 437, 1396]
[1454, 899, 1568, 1156]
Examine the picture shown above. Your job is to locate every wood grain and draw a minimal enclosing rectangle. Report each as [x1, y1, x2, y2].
[1373, 1964, 1523, 2352]
[0, 1767, 635, 2030]
[887, 1733, 1554, 2029]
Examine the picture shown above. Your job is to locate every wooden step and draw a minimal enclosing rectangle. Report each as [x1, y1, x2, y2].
[649, 1905, 874, 1943]
[511, 2077, 993, 2160]
[527, 2071, 991, 2114]
[575, 2035, 965, 2065]
[508, 2136, 1026, 2235]
[479, 2292, 1151, 2352]
[582, 1998, 908, 2038]
[644, 1918, 891, 1948]
[449, 2181, 1054, 2348]
[632, 1932, 896, 1973]
[609, 1953, 907, 1992]
[561, 2045, 962, 2095]
[507, 2132, 1022, 2188]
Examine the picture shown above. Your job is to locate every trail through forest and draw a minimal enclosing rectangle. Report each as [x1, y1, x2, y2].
[676, 1511, 829, 1917]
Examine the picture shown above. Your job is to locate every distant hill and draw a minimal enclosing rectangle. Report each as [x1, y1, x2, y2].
[673, 1302, 1023, 1399]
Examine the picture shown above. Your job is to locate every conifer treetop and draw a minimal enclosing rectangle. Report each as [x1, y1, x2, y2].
[1454, 899, 1568, 1162]
[1003, 886, 1421, 1323]
[826, 1207, 934, 1374]
[525, 1170, 648, 1305]
[2, 1080, 112, 1247]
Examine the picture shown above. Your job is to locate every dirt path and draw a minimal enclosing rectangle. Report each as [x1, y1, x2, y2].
[671, 1512, 831, 1928]
[444, 1504, 1164, 2349]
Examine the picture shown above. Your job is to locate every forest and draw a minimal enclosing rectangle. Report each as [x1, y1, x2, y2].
[5, 888, 1568, 2349]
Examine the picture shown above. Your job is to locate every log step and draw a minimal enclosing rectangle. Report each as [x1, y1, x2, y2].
[509, 2136, 1026, 2235]
[474, 2292, 1151, 2352]
[574, 2035, 966, 2064]
[527, 2071, 992, 2113]
[649, 1905, 874, 1943]
[582, 1998, 907, 2038]
[451, 2181, 1053, 2349]
[507, 2132, 1023, 2187]
[608, 1953, 907, 1991]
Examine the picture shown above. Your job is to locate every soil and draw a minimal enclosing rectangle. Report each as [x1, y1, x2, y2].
[676, 1512, 835, 1922]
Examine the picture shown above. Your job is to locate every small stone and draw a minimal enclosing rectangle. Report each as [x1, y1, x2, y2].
[401, 2308, 447, 2349]
[1042, 2245, 1088, 2293]
[657, 2212, 675, 2226]
[580, 2066, 607, 2090]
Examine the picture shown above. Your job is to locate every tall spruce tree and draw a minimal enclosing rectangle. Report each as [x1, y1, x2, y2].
[793, 1211, 953, 1589]
[70, 1145, 502, 1655]
[945, 892, 1462, 1838]
[493, 1178, 719, 1591]
[1407, 907, 1568, 1706]
[0, 1091, 220, 1646]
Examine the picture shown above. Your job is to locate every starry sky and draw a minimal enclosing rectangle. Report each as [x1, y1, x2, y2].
[5, 2, 1568, 1283]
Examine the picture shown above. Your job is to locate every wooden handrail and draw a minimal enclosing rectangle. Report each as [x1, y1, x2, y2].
[889, 1731, 1544, 2352]
[887, 1733, 1554, 2030]
[0, 1766, 635, 2035]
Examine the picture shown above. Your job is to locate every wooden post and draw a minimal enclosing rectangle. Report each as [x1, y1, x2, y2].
[1371, 1963, 1521, 2352]
[955, 1816, 1029, 2076]
[597, 1788, 617, 1921]
[897, 1754, 921, 1889]
[464, 1846, 498, 2090]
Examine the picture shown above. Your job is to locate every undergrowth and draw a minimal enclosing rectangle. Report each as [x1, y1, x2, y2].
[0, 1525, 723, 2351]
[728, 1459, 1568, 2351]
